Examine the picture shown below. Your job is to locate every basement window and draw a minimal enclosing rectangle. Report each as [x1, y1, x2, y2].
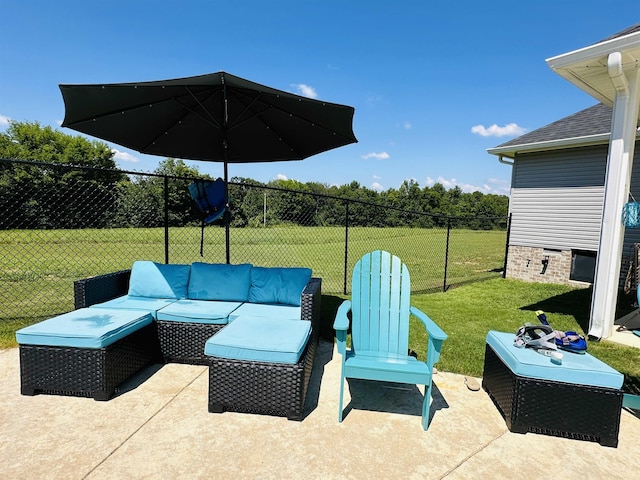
[570, 250, 596, 283]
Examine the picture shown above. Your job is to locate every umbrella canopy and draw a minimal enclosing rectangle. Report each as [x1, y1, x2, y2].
[59, 71, 357, 262]
[59, 71, 357, 164]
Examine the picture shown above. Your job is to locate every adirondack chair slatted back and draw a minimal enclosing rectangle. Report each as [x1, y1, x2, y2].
[351, 250, 410, 355]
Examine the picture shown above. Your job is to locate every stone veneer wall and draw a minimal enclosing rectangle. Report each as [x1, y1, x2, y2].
[505, 245, 590, 288]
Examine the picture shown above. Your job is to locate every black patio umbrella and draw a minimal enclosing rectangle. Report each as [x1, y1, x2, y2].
[59, 71, 357, 261]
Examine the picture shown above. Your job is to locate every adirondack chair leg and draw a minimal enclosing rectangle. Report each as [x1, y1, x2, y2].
[422, 382, 433, 430]
[338, 373, 345, 422]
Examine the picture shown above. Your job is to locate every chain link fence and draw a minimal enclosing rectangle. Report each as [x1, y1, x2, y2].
[1, 158, 508, 323]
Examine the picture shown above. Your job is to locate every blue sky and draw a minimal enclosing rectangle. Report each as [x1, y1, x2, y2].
[1, 1, 638, 195]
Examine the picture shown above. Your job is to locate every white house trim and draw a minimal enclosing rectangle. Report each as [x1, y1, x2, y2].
[546, 29, 640, 339]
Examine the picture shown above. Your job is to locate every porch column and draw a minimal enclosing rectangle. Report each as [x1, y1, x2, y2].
[589, 53, 640, 339]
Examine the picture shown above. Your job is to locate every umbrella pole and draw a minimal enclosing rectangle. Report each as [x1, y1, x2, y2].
[224, 162, 230, 264]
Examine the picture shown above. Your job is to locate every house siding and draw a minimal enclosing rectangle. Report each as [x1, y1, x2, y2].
[506, 143, 640, 286]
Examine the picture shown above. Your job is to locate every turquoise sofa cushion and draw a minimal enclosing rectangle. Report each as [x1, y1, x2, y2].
[486, 330, 623, 389]
[90, 295, 177, 319]
[229, 302, 302, 322]
[248, 267, 312, 306]
[156, 299, 242, 324]
[128, 261, 191, 299]
[187, 262, 252, 301]
[15, 308, 152, 349]
[204, 316, 311, 364]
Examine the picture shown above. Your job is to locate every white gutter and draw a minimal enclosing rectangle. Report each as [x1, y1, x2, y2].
[488, 133, 612, 158]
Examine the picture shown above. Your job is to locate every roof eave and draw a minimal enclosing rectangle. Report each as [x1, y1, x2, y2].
[546, 31, 640, 106]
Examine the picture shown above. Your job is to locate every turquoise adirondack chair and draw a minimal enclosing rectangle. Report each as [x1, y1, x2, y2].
[333, 250, 448, 430]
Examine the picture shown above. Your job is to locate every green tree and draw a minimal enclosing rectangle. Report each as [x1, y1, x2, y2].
[0, 121, 124, 229]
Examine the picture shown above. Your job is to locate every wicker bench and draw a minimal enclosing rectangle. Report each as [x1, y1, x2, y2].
[482, 330, 624, 447]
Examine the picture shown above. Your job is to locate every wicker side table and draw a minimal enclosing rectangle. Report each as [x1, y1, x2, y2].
[482, 331, 623, 447]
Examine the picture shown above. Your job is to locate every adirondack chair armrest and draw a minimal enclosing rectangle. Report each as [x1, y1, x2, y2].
[410, 306, 448, 367]
[333, 300, 352, 355]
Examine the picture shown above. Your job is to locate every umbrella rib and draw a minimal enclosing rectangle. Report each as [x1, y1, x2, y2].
[139, 89, 223, 154]
[229, 88, 355, 142]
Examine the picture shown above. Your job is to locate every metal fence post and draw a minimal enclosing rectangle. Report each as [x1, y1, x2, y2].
[343, 200, 350, 295]
[443, 217, 451, 292]
[164, 175, 170, 264]
[503, 213, 512, 279]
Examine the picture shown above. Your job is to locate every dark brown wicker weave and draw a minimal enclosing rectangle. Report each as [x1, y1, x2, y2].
[208, 332, 318, 420]
[74, 269, 131, 309]
[19, 323, 161, 401]
[482, 343, 623, 447]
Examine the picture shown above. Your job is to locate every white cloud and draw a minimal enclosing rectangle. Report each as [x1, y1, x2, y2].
[290, 84, 318, 99]
[111, 148, 139, 163]
[361, 152, 390, 160]
[471, 123, 526, 138]
[0, 114, 11, 128]
[403, 121, 411, 130]
[276, 173, 288, 180]
[371, 182, 383, 191]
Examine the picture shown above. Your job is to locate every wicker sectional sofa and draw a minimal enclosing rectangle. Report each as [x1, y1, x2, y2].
[17, 261, 321, 419]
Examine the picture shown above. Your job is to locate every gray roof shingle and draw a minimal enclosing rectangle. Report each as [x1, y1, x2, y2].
[494, 103, 612, 149]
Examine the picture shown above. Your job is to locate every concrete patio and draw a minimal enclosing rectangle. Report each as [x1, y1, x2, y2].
[1, 340, 639, 480]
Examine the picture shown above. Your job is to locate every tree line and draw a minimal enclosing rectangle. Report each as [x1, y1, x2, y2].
[0, 121, 508, 230]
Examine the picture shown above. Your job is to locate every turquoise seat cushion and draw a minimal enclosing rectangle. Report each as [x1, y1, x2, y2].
[128, 261, 191, 299]
[486, 330, 623, 389]
[90, 295, 177, 319]
[248, 267, 312, 306]
[15, 308, 152, 349]
[204, 316, 312, 364]
[229, 302, 302, 322]
[187, 262, 252, 302]
[156, 299, 241, 324]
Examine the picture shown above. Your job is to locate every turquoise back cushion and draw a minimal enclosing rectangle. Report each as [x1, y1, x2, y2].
[248, 267, 312, 306]
[188, 262, 252, 301]
[128, 261, 191, 299]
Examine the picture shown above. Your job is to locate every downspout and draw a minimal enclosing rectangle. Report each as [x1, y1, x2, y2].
[498, 154, 514, 165]
[589, 52, 640, 339]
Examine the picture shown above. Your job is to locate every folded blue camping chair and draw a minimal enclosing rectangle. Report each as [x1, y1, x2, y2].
[188, 178, 226, 255]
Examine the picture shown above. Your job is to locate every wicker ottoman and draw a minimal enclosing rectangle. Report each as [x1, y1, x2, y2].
[206, 316, 318, 420]
[17, 308, 160, 401]
[482, 331, 623, 447]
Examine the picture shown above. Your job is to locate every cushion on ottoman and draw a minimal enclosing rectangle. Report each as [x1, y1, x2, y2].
[16, 308, 153, 349]
[90, 295, 177, 319]
[205, 316, 311, 364]
[486, 330, 623, 389]
[157, 299, 242, 324]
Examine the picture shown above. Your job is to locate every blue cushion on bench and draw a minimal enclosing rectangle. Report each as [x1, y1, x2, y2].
[187, 262, 252, 301]
[229, 302, 302, 322]
[16, 308, 153, 349]
[156, 299, 242, 324]
[204, 316, 312, 364]
[486, 330, 623, 389]
[248, 267, 312, 306]
[90, 295, 177, 319]
[128, 261, 191, 299]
